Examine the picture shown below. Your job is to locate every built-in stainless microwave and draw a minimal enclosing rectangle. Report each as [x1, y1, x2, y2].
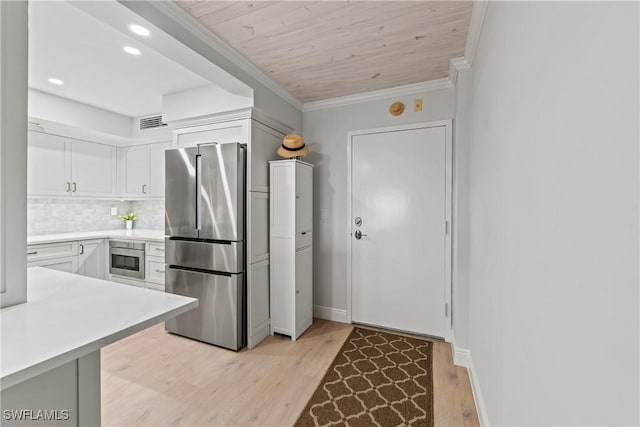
[109, 241, 145, 280]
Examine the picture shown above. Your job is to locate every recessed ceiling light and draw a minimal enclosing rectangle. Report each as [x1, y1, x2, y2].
[129, 24, 150, 37]
[48, 78, 64, 85]
[123, 46, 141, 56]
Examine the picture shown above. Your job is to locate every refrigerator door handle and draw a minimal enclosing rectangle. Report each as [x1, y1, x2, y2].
[196, 154, 202, 230]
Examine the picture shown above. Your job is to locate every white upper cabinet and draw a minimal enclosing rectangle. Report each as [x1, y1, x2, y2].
[28, 131, 71, 196]
[28, 131, 117, 198]
[120, 142, 168, 198]
[148, 143, 168, 197]
[122, 146, 148, 196]
[71, 139, 117, 197]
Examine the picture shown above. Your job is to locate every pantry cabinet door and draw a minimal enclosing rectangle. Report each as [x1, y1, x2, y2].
[27, 131, 71, 196]
[71, 139, 117, 197]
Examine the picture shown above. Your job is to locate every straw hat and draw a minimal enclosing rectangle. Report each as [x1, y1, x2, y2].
[277, 134, 309, 158]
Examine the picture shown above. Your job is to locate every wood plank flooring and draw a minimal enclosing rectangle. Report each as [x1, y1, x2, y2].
[101, 319, 478, 426]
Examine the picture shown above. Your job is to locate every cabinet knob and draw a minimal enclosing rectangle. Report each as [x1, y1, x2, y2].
[296, 290, 300, 294]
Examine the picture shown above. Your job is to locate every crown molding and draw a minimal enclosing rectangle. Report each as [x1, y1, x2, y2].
[465, 1, 489, 66]
[140, 1, 304, 112]
[302, 78, 453, 112]
[448, 1, 488, 84]
[169, 107, 294, 135]
[449, 57, 471, 85]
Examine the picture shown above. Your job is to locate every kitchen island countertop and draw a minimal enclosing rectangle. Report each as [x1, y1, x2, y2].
[0, 267, 197, 390]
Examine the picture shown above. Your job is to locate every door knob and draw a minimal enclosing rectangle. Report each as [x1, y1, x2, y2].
[354, 230, 368, 240]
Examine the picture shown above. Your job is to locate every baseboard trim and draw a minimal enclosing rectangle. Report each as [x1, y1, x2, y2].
[467, 355, 490, 426]
[313, 305, 348, 323]
[450, 336, 489, 426]
[453, 346, 470, 368]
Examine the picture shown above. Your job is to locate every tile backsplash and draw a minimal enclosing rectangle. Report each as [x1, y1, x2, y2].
[28, 198, 164, 235]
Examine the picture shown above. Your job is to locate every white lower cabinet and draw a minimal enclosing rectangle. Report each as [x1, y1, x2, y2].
[145, 256, 165, 291]
[27, 241, 79, 274]
[28, 256, 78, 274]
[26, 238, 165, 290]
[78, 239, 104, 279]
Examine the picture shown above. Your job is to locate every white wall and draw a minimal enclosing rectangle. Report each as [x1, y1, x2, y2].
[303, 88, 455, 313]
[0, 1, 28, 308]
[467, 2, 639, 424]
[453, 68, 472, 349]
[29, 89, 132, 140]
[162, 84, 253, 123]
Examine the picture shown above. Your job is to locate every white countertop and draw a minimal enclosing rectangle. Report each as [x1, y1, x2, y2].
[0, 267, 197, 390]
[27, 229, 165, 245]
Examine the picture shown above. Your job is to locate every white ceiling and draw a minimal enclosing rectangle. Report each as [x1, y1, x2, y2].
[28, 1, 213, 118]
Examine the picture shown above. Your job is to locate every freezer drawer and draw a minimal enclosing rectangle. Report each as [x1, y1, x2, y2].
[165, 238, 243, 274]
[165, 267, 245, 350]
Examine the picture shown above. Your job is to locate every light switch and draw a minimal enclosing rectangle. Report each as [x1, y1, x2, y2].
[111, 207, 118, 216]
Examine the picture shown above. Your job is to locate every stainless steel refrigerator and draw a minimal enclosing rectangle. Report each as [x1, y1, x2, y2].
[164, 142, 246, 350]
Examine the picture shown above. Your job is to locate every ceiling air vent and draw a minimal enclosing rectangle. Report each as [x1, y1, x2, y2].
[139, 115, 167, 131]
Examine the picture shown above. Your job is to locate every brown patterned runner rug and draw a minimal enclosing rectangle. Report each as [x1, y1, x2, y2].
[295, 327, 433, 427]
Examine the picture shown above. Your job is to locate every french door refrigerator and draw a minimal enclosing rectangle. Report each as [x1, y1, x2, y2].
[164, 142, 246, 350]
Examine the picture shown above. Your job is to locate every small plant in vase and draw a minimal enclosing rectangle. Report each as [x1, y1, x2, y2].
[119, 212, 137, 230]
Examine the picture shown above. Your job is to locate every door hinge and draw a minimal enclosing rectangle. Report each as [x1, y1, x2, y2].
[445, 221, 449, 235]
[445, 302, 449, 317]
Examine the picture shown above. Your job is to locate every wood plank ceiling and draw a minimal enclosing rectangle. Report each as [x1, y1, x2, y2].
[177, 1, 473, 103]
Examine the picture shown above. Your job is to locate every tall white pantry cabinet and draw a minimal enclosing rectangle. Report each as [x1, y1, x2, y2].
[270, 160, 313, 340]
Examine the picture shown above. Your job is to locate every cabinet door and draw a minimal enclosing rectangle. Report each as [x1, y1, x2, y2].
[27, 131, 71, 196]
[78, 239, 104, 279]
[71, 139, 117, 197]
[248, 259, 270, 348]
[145, 256, 165, 285]
[295, 164, 313, 233]
[28, 256, 78, 274]
[294, 245, 313, 339]
[250, 121, 283, 192]
[174, 120, 248, 149]
[148, 143, 169, 197]
[123, 146, 148, 197]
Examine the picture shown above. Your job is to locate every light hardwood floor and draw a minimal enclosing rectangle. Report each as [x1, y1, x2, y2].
[102, 319, 478, 426]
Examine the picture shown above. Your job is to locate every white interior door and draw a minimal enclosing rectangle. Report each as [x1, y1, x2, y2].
[350, 125, 447, 337]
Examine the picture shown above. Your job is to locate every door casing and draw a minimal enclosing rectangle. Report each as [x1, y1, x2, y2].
[346, 120, 453, 342]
